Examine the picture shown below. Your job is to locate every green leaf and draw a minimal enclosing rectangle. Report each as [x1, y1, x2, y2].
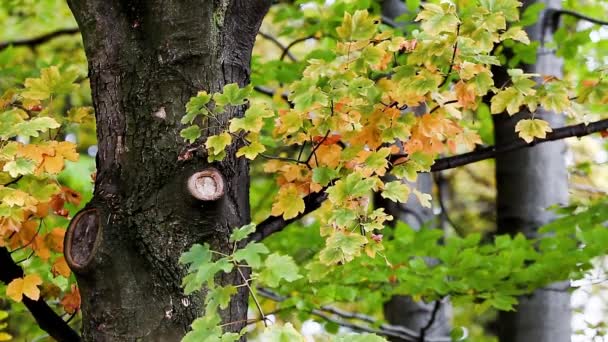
[229, 223, 257, 243]
[336, 10, 377, 41]
[381, 181, 410, 203]
[182, 258, 233, 294]
[327, 172, 376, 203]
[236, 140, 265, 160]
[182, 316, 223, 342]
[229, 105, 273, 133]
[258, 253, 302, 287]
[180, 125, 202, 143]
[415, 3, 460, 35]
[259, 323, 306, 342]
[179, 244, 213, 270]
[205, 132, 232, 162]
[233, 242, 269, 268]
[182, 91, 211, 124]
[312, 167, 338, 186]
[319, 232, 367, 265]
[14, 117, 60, 138]
[214, 83, 252, 107]
[3, 158, 36, 177]
[206, 285, 237, 311]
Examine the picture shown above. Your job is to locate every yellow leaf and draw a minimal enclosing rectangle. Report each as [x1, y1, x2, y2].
[6, 274, 42, 302]
[53, 141, 79, 162]
[0, 332, 12, 341]
[271, 185, 305, 220]
[41, 155, 64, 174]
[515, 119, 552, 143]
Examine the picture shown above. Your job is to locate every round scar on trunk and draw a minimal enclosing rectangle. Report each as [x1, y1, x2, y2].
[64, 209, 101, 272]
[187, 168, 225, 201]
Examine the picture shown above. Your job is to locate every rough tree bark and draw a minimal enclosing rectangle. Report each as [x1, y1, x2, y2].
[63, 1, 270, 341]
[377, 1, 451, 340]
[493, 0, 571, 341]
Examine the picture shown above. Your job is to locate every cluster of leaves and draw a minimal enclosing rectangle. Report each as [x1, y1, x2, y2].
[0, 65, 90, 327]
[179, 223, 386, 341]
[181, 1, 607, 270]
[178, 0, 608, 338]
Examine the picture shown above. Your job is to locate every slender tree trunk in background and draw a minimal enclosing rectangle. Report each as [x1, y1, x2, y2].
[64, 1, 270, 340]
[378, 2, 451, 339]
[494, 0, 571, 341]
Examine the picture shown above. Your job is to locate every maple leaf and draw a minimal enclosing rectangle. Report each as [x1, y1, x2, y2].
[22, 66, 79, 100]
[180, 125, 201, 143]
[182, 91, 211, 124]
[45, 228, 65, 253]
[271, 185, 305, 220]
[205, 132, 232, 162]
[336, 10, 377, 41]
[416, 2, 460, 35]
[381, 181, 411, 203]
[237, 139, 265, 160]
[6, 274, 43, 302]
[51, 256, 71, 278]
[515, 119, 552, 143]
[258, 253, 302, 287]
[60, 284, 81, 314]
[319, 231, 368, 265]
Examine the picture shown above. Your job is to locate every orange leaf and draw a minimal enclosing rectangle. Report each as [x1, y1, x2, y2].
[600, 130, 608, 138]
[312, 134, 342, 145]
[41, 155, 64, 174]
[60, 285, 81, 314]
[52, 257, 71, 278]
[6, 274, 42, 302]
[45, 228, 65, 253]
[62, 187, 82, 206]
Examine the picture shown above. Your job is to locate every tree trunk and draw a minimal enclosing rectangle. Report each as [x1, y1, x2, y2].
[494, 0, 571, 341]
[63, 1, 270, 341]
[378, 2, 451, 340]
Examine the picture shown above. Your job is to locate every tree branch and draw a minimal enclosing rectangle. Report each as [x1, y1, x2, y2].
[254, 118, 608, 242]
[250, 190, 327, 242]
[257, 31, 298, 62]
[0, 248, 81, 341]
[430, 118, 608, 172]
[256, 288, 451, 342]
[0, 28, 80, 50]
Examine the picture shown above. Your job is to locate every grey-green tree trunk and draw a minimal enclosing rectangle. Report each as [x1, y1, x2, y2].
[378, 2, 451, 340]
[494, 0, 571, 341]
[64, 1, 270, 341]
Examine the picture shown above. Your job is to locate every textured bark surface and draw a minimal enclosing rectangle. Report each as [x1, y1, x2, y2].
[494, 0, 571, 341]
[64, 1, 270, 340]
[378, 2, 451, 340]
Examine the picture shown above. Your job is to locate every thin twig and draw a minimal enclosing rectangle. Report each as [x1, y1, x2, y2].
[280, 35, 317, 61]
[2, 175, 23, 187]
[258, 31, 298, 62]
[0, 28, 80, 50]
[235, 266, 267, 326]
[437, 24, 460, 88]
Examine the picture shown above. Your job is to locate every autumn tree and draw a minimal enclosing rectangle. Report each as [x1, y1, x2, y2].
[1, 1, 608, 341]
